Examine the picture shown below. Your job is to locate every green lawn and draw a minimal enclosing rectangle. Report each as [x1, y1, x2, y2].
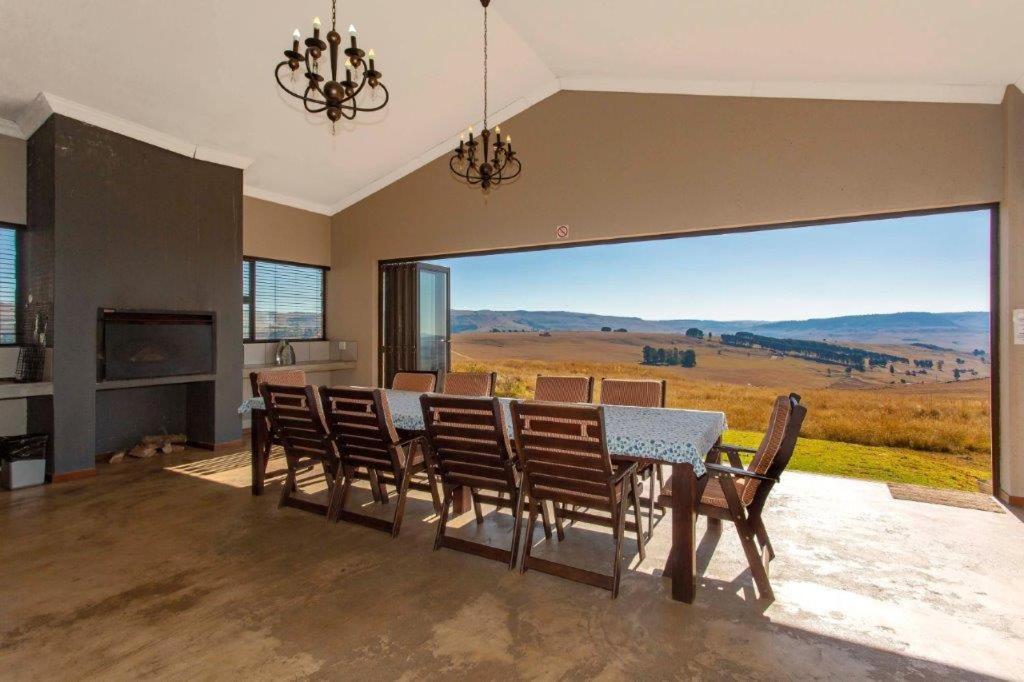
[724, 429, 991, 492]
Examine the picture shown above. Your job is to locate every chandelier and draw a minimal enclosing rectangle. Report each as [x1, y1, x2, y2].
[449, 0, 521, 193]
[274, 0, 389, 132]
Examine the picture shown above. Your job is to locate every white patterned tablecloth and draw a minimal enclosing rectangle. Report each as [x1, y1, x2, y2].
[241, 389, 726, 475]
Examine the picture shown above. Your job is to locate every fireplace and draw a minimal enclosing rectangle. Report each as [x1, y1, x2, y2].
[97, 310, 215, 381]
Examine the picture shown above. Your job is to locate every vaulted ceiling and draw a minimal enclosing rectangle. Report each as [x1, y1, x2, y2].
[2, 1, 1023, 215]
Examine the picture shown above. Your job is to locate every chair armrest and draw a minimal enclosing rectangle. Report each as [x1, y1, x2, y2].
[715, 444, 758, 454]
[612, 462, 639, 484]
[705, 462, 778, 483]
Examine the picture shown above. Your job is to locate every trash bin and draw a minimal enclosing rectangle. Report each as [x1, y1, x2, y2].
[0, 434, 48, 490]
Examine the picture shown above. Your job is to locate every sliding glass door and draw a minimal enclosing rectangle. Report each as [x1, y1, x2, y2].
[380, 262, 451, 387]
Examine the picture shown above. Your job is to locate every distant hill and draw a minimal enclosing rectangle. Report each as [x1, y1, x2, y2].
[451, 309, 990, 347]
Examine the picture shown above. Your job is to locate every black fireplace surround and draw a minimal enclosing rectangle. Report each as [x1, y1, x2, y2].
[97, 309, 215, 381]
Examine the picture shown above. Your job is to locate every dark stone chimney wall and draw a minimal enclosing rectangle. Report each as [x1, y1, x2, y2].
[27, 115, 242, 475]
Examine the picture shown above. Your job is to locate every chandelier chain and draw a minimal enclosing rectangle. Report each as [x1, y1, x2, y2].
[331, 0, 337, 31]
[483, 3, 488, 130]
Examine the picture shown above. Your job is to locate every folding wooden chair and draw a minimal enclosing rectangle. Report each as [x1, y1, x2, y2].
[258, 382, 338, 516]
[664, 393, 806, 601]
[420, 395, 524, 568]
[249, 369, 307, 487]
[599, 377, 668, 536]
[534, 375, 594, 403]
[391, 370, 439, 392]
[318, 386, 430, 537]
[510, 401, 645, 598]
[441, 371, 497, 397]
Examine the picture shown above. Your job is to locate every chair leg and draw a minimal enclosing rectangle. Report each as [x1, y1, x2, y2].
[329, 473, 353, 522]
[326, 468, 345, 519]
[470, 488, 484, 524]
[553, 501, 566, 541]
[425, 465, 442, 515]
[390, 470, 413, 538]
[509, 489, 526, 570]
[278, 466, 296, 509]
[540, 501, 553, 539]
[720, 475, 773, 600]
[611, 496, 628, 599]
[750, 515, 775, 561]
[630, 473, 646, 562]
[521, 496, 540, 574]
[434, 487, 453, 551]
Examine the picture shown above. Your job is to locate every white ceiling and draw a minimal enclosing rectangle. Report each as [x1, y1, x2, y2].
[1, 1, 1023, 215]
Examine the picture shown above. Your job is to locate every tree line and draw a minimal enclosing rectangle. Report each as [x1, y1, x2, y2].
[642, 346, 697, 367]
[719, 332, 908, 370]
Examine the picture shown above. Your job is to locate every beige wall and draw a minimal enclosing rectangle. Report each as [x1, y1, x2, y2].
[1000, 86, 1024, 500]
[329, 89, 1024, 495]
[0, 134, 26, 225]
[243, 196, 331, 266]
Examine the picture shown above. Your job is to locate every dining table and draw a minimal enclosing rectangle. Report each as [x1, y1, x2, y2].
[240, 389, 727, 603]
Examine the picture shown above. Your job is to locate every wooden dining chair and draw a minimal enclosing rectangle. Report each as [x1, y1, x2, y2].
[249, 369, 307, 486]
[510, 401, 645, 598]
[391, 370, 438, 392]
[258, 382, 338, 516]
[534, 375, 594, 403]
[420, 395, 525, 568]
[318, 386, 431, 537]
[599, 378, 668, 536]
[441, 371, 497, 397]
[679, 393, 805, 601]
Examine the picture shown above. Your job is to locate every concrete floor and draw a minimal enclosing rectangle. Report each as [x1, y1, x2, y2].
[1, 448, 1022, 680]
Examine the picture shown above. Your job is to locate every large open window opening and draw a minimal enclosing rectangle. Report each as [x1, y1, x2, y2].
[382, 206, 997, 493]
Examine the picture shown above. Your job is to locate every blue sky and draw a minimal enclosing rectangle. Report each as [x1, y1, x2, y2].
[428, 209, 991, 321]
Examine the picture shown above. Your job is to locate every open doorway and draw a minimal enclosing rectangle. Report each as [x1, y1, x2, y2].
[381, 206, 997, 492]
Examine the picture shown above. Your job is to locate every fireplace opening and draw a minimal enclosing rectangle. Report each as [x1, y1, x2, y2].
[97, 310, 215, 381]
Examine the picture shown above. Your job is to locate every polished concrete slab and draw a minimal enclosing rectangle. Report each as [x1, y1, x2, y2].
[1, 448, 1022, 680]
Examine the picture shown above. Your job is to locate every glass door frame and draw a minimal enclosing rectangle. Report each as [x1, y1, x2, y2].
[378, 261, 451, 387]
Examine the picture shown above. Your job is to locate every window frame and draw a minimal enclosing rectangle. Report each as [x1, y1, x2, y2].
[242, 255, 329, 344]
[0, 222, 23, 348]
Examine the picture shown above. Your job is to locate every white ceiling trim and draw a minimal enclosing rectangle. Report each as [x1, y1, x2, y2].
[559, 77, 1007, 105]
[0, 118, 25, 140]
[14, 92, 254, 169]
[325, 77, 562, 215]
[242, 185, 335, 216]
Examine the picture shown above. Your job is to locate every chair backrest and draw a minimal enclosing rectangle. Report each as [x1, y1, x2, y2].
[510, 401, 617, 512]
[258, 383, 334, 464]
[391, 370, 438, 393]
[442, 371, 497, 397]
[420, 395, 516, 491]
[744, 393, 807, 515]
[249, 369, 307, 398]
[534, 375, 594, 403]
[318, 386, 402, 474]
[599, 378, 666, 408]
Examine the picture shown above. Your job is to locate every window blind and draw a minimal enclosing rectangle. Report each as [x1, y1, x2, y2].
[242, 259, 252, 340]
[243, 258, 324, 341]
[0, 228, 15, 345]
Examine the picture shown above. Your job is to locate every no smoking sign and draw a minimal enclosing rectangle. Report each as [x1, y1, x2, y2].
[555, 224, 569, 239]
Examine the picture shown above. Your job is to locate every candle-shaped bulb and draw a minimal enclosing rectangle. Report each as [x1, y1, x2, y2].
[348, 23, 357, 35]
[468, 125, 474, 135]
[459, 133, 465, 142]
[368, 48, 375, 59]
[293, 29, 301, 41]
[495, 125, 501, 135]
[506, 135, 511, 144]
[313, 16, 322, 29]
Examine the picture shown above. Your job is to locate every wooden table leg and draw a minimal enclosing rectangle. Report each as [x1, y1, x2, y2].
[251, 410, 266, 496]
[669, 462, 699, 603]
[450, 485, 472, 515]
